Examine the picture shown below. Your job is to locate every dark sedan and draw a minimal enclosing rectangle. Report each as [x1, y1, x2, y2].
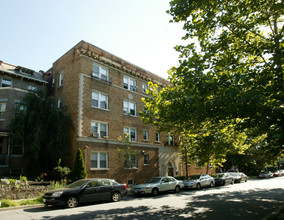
[43, 178, 127, 208]
[213, 173, 234, 186]
[227, 172, 248, 183]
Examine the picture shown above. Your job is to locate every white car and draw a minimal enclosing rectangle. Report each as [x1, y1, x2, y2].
[133, 176, 184, 196]
[183, 174, 215, 189]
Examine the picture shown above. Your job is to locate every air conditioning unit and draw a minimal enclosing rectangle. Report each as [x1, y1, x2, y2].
[92, 133, 100, 138]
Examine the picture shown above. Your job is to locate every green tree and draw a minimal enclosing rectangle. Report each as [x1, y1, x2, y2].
[141, 0, 283, 167]
[69, 148, 87, 182]
[167, 0, 283, 155]
[9, 89, 71, 178]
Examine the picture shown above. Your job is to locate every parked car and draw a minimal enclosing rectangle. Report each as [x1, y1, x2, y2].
[133, 176, 184, 196]
[213, 173, 234, 186]
[183, 174, 215, 189]
[259, 171, 273, 178]
[227, 172, 248, 183]
[43, 178, 127, 208]
[279, 170, 284, 176]
[273, 170, 281, 177]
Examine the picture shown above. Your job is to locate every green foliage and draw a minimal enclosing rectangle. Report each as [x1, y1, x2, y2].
[69, 149, 87, 182]
[50, 159, 71, 181]
[48, 180, 68, 191]
[141, 0, 283, 167]
[20, 176, 27, 182]
[8, 88, 72, 178]
[0, 196, 43, 208]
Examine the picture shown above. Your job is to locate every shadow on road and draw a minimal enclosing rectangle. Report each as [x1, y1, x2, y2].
[23, 187, 284, 220]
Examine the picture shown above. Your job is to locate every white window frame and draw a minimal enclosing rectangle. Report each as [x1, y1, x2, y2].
[91, 121, 108, 138]
[143, 130, 149, 141]
[142, 83, 148, 93]
[92, 91, 108, 110]
[123, 76, 137, 92]
[1, 77, 12, 87]
[92, 63, 109, 81]
[0, 102, 6, 120]
[124, 127, 137, 142]
[167, 135, 175, 146]
[155, 132, 160, 142]
[59, 71, 64, 87]
[91, 152, 108, 169]
[124, 153, 138, 169]
[123, 100, 136, 116]
[58, 97, 62, 109]
[28, 85, 37, 91]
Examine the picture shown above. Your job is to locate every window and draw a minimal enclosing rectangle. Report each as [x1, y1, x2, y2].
[59, 71, 63, 86]
[142, 83, 148, 93]
[167, 135, 174, 145]
[1, 77, 12, 87]
[92, 91, 108, 109]
[28, 85, 37, 91]
[15, 102, 26, 116]
[124, 153, 138, 169]
[91, 121, 108, 138]
[124, 127, 137, 142]
[91, 152, 108, 169]
[144, 154, 150, 165]
[0, 103, 6, 120]
[92, 64, 108, 81]
[155, 132, 160, 142]
[58, 98, 62, 109]
[123, 101, 136, 116]
[143, 130, 149, 141]
[123, 76, 137, 92]
[12, 143, 23, 155]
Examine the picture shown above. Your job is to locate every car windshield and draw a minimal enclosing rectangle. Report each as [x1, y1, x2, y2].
[67, 179, 90, 188]
[145, 177, 161, 183]
[188, 175, 201, 180]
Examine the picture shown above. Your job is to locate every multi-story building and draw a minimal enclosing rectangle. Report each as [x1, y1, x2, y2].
[0, 61, 47, 177]
[51, 41, 186, 185]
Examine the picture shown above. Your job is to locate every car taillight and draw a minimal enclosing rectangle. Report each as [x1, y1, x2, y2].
[124, 184, 127, 189]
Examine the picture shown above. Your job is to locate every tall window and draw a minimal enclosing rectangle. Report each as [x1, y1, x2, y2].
[124, 127, 137, 142]
[155, 132, 160, 142]
[91, 152, 108, 169]
[91, 121, 108, 138]
[123, 76, 137, 92]
[92, 64, 108, 81]
[143, 130, 149, 141]
[15, 102, 26, 116]
[142, 83, 148, 93]
[92, 91, 108, 109]
[58, 98, 62, 109]
[0, 103, 6, 120]
[144, 154, 150, 165]
[123, 101, 136, 116]
[1, 77, 12, 87]
[124, 153, 138, 169]
[59, 71, 63, 86]
[167, 135, 174, 145]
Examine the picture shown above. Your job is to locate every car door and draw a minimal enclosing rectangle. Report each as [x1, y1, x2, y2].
[167, 177, 177, 191]
[200, 175, 207, 187]
[80, 180, 102, 203]
[99, 179, 113, 200]
[159, 177, 169, 192]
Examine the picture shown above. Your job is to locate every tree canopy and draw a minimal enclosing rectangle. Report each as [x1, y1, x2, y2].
[140, 0, 283, 167]
[9, 89, 71, 177]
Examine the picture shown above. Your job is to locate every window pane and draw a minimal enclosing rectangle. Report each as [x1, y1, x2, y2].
[91, 122, 98, 134]
[123, 77, 128, 89]
[91, 153, 98, 168]
[93, 65, 99, 77]
[100, 124, 107, 137]
[100, 153, 107, 168]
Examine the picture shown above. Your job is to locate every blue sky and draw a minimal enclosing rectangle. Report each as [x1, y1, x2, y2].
[0, 0, 186, 79]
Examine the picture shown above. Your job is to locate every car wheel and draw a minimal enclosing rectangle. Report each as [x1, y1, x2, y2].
[111, 192, 121, 202]
[65, 196, 78, 208]
[245, 178, 247, 182]
[152, 188, 159, 196]
[174, 186, 180, 193]
[196, 183, 201, 190]
[210, 182, 214, 188]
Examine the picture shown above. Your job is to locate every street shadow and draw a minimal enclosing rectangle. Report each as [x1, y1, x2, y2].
[23, 187, 284, 220]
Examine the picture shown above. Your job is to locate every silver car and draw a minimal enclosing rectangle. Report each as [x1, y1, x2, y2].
[183, 174, 215, 189]
[133, 176, 184, 196]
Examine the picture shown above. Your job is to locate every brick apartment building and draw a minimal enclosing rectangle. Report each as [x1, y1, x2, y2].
[50, 40, 188, 185]
[0, 61, 47, 177]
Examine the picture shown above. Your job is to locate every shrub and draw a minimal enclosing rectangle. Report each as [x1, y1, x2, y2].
[69, 148, 87, 182]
